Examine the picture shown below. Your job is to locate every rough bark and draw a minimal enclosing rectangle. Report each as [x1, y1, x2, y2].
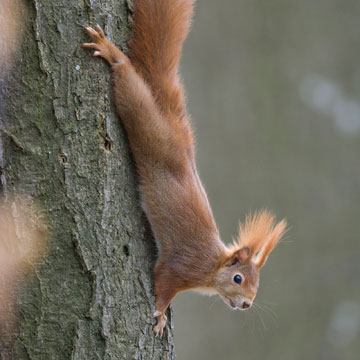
[0, 0, 174, 359]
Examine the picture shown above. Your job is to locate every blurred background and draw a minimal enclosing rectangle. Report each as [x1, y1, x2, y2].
[173, 0, 360, 359]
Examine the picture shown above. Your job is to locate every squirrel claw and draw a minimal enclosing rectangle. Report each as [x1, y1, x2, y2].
[153, 323, 165, 337]
[153, 311, 167, 336]
[95, 24, 105, 38]
[81, 43, 99, 49]
[84, 26, 101, 41]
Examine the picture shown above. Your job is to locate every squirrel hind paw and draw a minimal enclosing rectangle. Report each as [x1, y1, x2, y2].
[82, 25, 127, 67]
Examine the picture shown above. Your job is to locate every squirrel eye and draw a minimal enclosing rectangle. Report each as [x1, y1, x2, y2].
[233, 274, 243, 284]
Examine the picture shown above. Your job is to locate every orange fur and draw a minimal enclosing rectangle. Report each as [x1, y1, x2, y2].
[129, 0, 195, 120]
[231, 210, 287, 263]
[82, 0, 287, 336]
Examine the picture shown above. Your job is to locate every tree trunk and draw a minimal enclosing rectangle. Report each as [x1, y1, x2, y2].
[0, 0, 174, 358]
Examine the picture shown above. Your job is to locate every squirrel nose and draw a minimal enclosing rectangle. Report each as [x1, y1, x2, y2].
[242, 301, 251, 309]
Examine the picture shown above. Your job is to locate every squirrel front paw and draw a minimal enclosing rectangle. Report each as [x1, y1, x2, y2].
[153, 310, 167, 336]
[82, 25, 127, 67]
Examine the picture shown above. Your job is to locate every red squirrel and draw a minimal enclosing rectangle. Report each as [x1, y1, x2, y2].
[82, 0, 287, 336]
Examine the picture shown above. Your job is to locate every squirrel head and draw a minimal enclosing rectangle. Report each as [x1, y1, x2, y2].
[214, 210, 287, 310]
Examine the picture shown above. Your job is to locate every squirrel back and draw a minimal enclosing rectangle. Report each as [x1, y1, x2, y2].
[129, 0, 195, 119]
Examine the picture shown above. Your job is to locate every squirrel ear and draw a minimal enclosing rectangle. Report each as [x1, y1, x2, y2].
[226, 246, 251, 266]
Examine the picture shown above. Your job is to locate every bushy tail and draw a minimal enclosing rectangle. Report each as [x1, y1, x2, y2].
[129, 0, 195, 119]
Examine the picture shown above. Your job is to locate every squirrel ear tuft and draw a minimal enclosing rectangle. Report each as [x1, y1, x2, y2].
[254, 219, 287, 268]
[225, 246, 251, 266]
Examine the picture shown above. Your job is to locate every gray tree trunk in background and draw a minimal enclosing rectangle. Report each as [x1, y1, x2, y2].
[0, 0, 174, 358]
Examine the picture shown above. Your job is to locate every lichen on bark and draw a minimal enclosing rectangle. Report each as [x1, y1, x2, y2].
[0, 0, 174, 358]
